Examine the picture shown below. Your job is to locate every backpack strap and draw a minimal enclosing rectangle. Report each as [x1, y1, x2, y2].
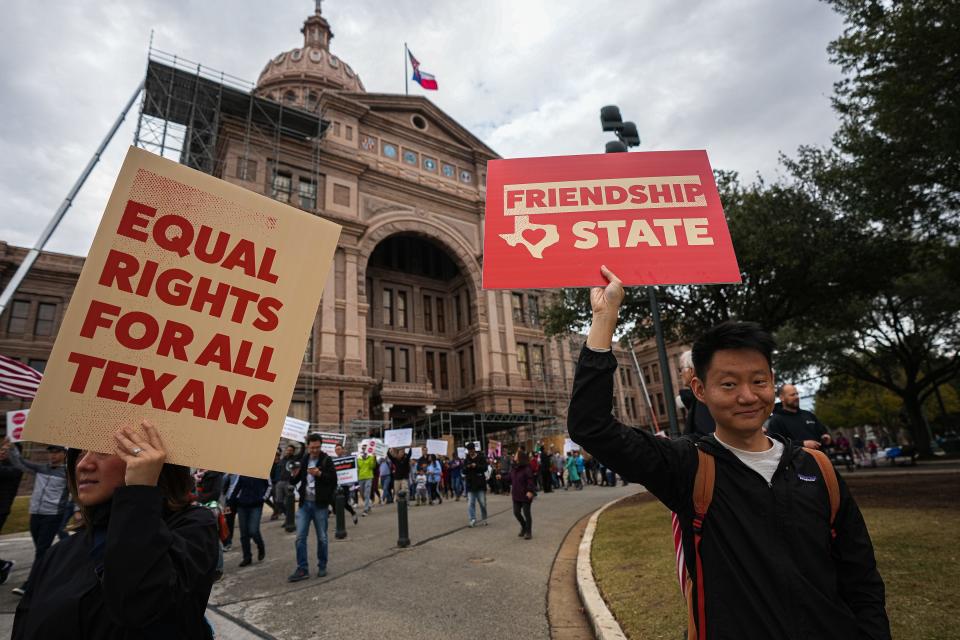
[803, 447, 840, 538]
[687, 448, 715, 640]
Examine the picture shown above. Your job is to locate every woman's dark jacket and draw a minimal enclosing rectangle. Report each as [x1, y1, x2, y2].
[293, 452, 337, 507]
[568, 346, 890, 640]
[462, 453, 488, 492]
[509, 464, 536, 503]
[13, 485, 219, 639]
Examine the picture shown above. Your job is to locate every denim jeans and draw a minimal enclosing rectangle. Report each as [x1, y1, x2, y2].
[295, 501, 329, 572]
[467, 489, 487, 522]
[452, 475, 464, 497]
[237, 504, 264, 561]
[381, 475, 393, 503]
[359, 479, 373, 512]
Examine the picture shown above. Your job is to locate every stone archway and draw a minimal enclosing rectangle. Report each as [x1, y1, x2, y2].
[358, 214, 483, 307]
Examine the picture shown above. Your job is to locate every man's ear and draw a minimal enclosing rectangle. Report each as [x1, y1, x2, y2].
[691, 376, 706, 403]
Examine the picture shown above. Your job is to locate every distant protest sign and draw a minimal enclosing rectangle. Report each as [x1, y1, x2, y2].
[426, 438, 448, 456]
[281, 416, 310, 443]
[23, 147, 341, 477]
[6, 409, 29, 443]
[362, 437, 386, 457]
[384, 428, 413, 448]
[456, 447, 467, 459]
[564, 438, 581, 454]
[482, 151, 740, 289]
[317, 432, 346, 456]
[410, 446, 423, 460]
[333, 455, 358, 485]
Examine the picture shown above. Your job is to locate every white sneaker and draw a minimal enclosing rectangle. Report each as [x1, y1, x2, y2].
[469, 519, 476, 527]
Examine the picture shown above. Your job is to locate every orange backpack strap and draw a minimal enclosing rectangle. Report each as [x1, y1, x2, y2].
[692, 449, 715, 525]
[689, 448, 715, 640]
[803, 447, 840, 537]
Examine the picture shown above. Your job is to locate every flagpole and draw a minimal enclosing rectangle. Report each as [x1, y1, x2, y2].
[404, 42, 409, 96]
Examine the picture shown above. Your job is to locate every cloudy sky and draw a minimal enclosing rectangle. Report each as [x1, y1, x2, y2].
[0, 0, 845, 257]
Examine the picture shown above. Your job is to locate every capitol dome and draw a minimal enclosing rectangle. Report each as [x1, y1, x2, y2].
[255, 5, 365, 109]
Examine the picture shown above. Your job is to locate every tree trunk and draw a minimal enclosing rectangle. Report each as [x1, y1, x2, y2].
[902, 393, 932, 457]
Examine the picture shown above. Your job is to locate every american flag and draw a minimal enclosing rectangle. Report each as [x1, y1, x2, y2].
[0, 355, 42, 399]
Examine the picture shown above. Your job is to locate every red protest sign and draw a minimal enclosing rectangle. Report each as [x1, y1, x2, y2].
[482, 151, 741, 288]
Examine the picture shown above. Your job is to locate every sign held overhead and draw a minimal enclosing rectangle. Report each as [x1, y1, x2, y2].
[482, 151, 741, 289]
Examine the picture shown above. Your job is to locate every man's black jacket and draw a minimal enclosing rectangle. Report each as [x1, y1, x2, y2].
[568, 347, 889, 640]
[768, 402, 829, 444]
[462, 453, 488, 492]
[293, 452, 337, 507]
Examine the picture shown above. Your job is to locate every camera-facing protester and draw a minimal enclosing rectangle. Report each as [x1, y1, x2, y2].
[12, 420, 219, 639]
[568, 265, 890, 639]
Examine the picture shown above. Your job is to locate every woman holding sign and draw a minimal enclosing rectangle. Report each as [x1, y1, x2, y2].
[12, 420, 219, 639]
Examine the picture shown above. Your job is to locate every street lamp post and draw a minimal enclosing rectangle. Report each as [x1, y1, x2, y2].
[601, 105, 680, 437]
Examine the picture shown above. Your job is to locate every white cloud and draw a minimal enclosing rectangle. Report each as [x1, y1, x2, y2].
[0, 0, 844, 256]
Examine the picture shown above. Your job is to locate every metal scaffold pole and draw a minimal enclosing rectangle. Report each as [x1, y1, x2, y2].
[0, 81, 145, 315]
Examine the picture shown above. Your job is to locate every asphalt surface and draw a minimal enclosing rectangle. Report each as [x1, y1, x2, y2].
[0, 483, 640, 639]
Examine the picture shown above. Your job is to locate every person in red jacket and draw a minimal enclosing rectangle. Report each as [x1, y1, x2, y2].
[568, 266, 889, 640]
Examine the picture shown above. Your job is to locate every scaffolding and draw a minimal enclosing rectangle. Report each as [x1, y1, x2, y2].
[134, 47, 328, 178]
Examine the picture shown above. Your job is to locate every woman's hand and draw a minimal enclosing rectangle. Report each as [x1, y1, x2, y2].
[113, 420, 167, 487]
[526, 491, 534, 500]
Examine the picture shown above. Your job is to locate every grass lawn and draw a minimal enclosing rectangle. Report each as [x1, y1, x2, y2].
[591, 474, 959, 640]
[1, 496, 31, 535]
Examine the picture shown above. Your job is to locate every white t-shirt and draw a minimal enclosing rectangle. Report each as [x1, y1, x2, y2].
[713, 432, 784, 485]
[306, 457, 319, 498]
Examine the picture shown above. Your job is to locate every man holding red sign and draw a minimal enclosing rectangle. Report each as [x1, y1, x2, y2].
[567, 266, 889, 639]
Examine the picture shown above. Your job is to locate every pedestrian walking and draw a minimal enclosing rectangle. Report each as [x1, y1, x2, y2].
[357, 444, 376, 515]
[426, 455, 443, 505]
[288, 434, 336, 582]
[379, 455, 393, 504]
[564, 452, 581, 490]
[388, 448, 411, 496]
[510, 450, 536, 539]
[462, 442, 488, 526]
[539, 446, 553, 493]
[7, 443, 68, 596]
[232, 475, 270, 567]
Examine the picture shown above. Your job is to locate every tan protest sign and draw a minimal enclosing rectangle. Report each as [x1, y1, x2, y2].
[24, 147, 341, 477]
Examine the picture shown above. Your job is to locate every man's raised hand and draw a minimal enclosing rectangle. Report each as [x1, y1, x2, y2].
[590, 265, 625, 317]
[586, 265, 625, 351]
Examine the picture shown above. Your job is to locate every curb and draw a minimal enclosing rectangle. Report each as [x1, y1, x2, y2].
[576, 491, 644, 640]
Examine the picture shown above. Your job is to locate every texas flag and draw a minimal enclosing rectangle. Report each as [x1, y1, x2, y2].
[408, 48, 439, 91]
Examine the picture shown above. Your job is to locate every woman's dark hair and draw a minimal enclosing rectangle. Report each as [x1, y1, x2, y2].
[516, 450, 529, 465]
[66, 449, 195, 527]
[691, 321, 776, 382]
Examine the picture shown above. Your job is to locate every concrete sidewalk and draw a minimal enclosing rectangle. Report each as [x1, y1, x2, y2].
[0, 483, 639, 639]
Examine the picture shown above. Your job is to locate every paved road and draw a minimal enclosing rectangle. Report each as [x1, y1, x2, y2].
[0, 483, 640, 639]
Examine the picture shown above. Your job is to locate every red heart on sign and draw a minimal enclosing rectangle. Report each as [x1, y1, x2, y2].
[520, 226, 546, 247]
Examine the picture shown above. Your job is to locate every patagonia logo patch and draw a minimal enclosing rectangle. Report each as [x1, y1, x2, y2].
[798, 474, 818, 482]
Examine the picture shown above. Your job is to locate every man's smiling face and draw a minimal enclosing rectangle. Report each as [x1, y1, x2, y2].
[692, 348, 775, 436]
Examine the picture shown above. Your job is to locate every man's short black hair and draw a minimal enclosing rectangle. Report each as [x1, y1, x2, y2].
[691, 321, 775, 381]
[306, 433, 322, 444]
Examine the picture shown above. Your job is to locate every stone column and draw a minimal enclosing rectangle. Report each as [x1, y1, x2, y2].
[485, 290, 505, 385]
[343, 250, 361, 375]
[500, 291, 519, 377]
[318, 257, 338, 374]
